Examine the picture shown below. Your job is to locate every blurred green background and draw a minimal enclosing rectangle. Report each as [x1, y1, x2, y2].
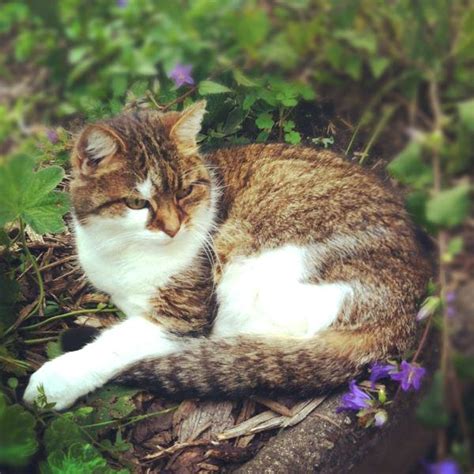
[0, 0, 473, 472]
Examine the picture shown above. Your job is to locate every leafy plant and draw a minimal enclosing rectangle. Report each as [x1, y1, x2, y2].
[0, 394, 38, 467]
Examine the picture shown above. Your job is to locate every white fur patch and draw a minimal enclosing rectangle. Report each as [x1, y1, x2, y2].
[23, 318, 179, 410]
[137, 176, 153, 199]
[73, 171, 218, 318]
[213, 245, 353, 338]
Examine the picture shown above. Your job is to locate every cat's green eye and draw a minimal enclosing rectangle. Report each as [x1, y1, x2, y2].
[124, 197, 148, 210]
[176, 185, 194, 200]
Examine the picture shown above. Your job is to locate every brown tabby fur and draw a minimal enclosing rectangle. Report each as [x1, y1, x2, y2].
[71, 102, 432, 399]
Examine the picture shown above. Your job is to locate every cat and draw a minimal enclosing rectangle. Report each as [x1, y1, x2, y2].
[24, 101, 431, 410]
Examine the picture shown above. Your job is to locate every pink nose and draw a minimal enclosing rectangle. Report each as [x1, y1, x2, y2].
[162, 223, 180, 238]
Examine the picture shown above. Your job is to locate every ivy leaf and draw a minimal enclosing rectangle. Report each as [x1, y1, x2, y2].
[0, 155, 69, 234]
[198, 80, 232, 95]
[0, 394, 38, 467]
[426, 184, 470, 228]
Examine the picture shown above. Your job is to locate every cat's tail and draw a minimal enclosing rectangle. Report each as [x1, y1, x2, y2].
[114, 327, 409, 398]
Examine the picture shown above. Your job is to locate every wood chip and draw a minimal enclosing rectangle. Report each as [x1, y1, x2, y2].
[254, 396, 292, 417]
[217, 397, 326, 440]
[176, 401, 235, 442]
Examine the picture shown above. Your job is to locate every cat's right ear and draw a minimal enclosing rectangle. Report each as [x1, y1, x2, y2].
[72, 125, 126, 176]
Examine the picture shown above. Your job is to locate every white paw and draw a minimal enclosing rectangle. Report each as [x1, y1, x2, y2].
[23, 352, 101, 410]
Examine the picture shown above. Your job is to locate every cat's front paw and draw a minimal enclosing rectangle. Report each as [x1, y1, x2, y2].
[23, 352, 99, 410]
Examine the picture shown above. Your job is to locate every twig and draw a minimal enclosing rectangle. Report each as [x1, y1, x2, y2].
[358, 104, 397, 164]
[20, 307, 117, 331]
[4, 221, 45, 336]
[24, 336, 58, 345]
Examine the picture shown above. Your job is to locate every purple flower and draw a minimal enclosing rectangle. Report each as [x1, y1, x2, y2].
[369, 362, 395, 387]
[374, 410, 388, 427]
[445, 291, 456, 304]
[390, 360, 426, 391]
[116, 0, 128, 7]
[337, 380, 372, 412]
[446, 305, 456, 318]
[169, 64, 194, 88]
[425, 459, 461, 474]
[46, 129, 58, 144]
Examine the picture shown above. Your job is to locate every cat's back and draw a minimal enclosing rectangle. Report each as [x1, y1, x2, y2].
[206, 143, 410, 245]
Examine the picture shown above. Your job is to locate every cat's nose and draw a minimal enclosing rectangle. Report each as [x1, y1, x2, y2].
[147, 200, 182, 237]
[162, 221, 181, 238]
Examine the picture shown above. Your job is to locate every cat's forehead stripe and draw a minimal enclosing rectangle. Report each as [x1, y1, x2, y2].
[137, 176, 153, 199]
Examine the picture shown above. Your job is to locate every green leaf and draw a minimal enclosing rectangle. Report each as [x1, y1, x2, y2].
[387, 142, 433, 189]
[223, 108, 246, 135]
[46, 340, 63, 360]
[84, 385, 138, 435]
[233, 70, 257, 87]
[44, 414, 86, 454]
[40, 443, 112, 474]
[334, 30, 378, 54]
[198, 80, 232, 95]
[416, 371, 449, 428]
[0, 155, 69, 234]
[285, 130, 301, 144]
[0, 394, 38, 467]
[442, 236, 464, 262]
[255, 112, 274, 130]
[458, 98, 474, 131]
[370, 57, 390, 78]
[426, 184, 470, 228]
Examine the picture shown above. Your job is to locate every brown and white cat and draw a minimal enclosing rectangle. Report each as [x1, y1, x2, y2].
[24, 101, 431, 409]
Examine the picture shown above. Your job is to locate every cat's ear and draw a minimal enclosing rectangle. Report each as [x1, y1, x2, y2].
[170, 101, 207, 155]
[72, 125, 126, 175]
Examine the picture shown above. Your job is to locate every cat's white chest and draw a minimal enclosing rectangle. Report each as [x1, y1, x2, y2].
[74, 217, 200, 318]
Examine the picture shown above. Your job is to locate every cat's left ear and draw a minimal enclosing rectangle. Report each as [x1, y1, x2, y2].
[170, 101, 207, 155]
[72, 125, 126, 176]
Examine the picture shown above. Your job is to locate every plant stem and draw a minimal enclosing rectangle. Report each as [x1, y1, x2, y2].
[4, 221, 46, 337]
[24, 336, 58, 345]
[81, 405, 178, 430]
[359, 104, 397, 165]
[428, 76, 452, 461]
[20, 307, 117, 331]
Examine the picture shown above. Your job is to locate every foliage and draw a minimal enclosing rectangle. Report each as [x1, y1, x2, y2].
[0, 0, 473, 471]
[0, 393, 38, 467]
[0, 155, 69, 234]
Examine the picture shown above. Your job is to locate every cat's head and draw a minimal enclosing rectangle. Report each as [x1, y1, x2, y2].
[70, 101, 215, 245]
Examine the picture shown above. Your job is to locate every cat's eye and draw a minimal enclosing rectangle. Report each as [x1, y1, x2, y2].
[176, 185, 194, 200]
[124, 197, 149, 210]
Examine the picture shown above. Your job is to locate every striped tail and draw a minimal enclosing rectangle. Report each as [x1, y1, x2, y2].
[114, 326, 413, 398]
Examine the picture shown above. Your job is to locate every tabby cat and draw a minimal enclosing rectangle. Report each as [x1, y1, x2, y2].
[24, 101, 431, 410]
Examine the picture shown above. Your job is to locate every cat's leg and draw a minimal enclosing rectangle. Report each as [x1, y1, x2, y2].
[23, 317, 179, 410]
[213, 245, 353, 338]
